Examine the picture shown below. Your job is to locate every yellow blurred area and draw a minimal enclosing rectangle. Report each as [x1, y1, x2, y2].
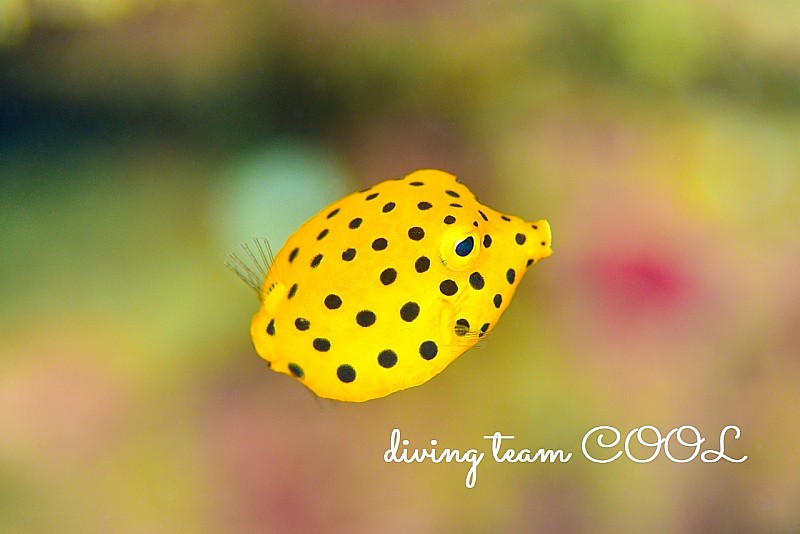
[4, 0, 200, 28]
[1, 0, 799, 532]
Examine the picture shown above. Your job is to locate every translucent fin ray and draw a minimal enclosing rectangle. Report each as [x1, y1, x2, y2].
[225, 238, 274, 293]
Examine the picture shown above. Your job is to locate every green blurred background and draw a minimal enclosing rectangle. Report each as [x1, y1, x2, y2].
[1, 0, 799, 532]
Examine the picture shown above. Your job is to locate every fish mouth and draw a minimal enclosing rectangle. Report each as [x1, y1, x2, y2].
[531, 219, 552, 259]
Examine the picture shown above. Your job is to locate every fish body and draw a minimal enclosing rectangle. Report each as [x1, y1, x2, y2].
[237, 169, 551, 402]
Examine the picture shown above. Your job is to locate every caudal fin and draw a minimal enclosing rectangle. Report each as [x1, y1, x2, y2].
[225, 238, 273, 293]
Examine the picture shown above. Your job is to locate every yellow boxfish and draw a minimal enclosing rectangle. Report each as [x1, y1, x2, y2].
[228, 169, 552, 402]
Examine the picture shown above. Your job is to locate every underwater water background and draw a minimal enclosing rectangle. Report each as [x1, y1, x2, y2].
[1, 1, 799, 532]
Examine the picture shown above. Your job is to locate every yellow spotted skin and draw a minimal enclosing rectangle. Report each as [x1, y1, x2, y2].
[248, 169, 552, 402]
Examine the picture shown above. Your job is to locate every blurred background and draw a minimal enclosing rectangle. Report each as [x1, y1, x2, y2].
[1, 0, 799, 532]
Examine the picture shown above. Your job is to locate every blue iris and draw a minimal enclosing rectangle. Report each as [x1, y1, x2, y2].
[455, 236, 474, 257]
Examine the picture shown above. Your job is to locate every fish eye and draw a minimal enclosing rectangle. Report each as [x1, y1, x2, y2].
[455, 236, 474, 257]
[440, 229, 481, 271]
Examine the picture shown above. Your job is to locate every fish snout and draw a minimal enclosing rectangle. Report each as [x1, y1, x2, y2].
[528, 219, 552, 260]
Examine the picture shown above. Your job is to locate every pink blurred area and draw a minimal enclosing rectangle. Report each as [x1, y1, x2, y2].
[0, 327, 130, 469]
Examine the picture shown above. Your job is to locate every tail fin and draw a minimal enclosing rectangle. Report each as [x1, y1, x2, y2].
[225, 238, 273, 293]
